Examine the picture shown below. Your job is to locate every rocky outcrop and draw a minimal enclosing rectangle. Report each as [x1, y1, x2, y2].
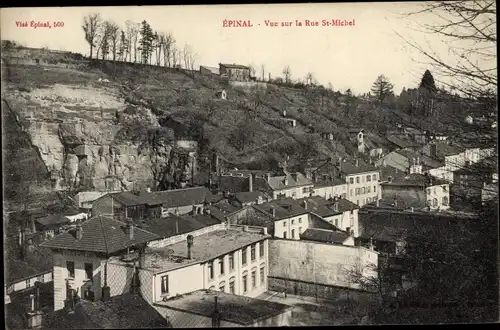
[5, 84, 198, 194]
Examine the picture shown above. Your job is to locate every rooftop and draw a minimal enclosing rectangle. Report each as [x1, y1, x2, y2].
[108, 191, 147, 207]
[339, 160, 379, 176]
[139, 187, 212, 207]
[155, 289, 292, 326]
[386, 135, 421, 149]
[43, 293, 171, 329]
[300, 228, 350, 245]
[431, 141, 466, 157]
[138, 226, 269, 273]
[233, 191, 270, 204]
[382, 173, 449, 187]
[136, 214, 209, 239]
[253, 198, 309, 220]
[296, 196, 359, 217]
[267, 172, 313, 190]
[35, 213, 72, 228]
[40, 216, 160, 254]
[312, 175, 346, 188]
[200, 65, 220, 75]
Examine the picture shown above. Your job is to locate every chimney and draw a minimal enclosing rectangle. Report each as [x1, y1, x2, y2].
[270, 207, 276, 217]
[248, 174, 253, 192]
[176, 219, 179, 234]
[76, 222, 83, 240]
[376, 199, 380, 207]
[187, 234, 194, 259]
[263, 227, 268, 235]
[127, 219, 134, 240]
[266, 173, 271, 183]
[410, 207, 414, 212]
[333, 202, 339, 212]
[30, 215, 36, 233]
[355, 159, 359, 167]
[417, 156, 420, 165]
[284, 176, 289, 186]
[146, 187, 151, 193]
[302, 200, 308, 210]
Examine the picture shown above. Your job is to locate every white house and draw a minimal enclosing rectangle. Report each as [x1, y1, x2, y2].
[339, 160, 381, 207]
[465, 115, 473, 124]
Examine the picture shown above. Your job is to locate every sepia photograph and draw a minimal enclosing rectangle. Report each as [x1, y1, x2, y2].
[1, 2, 498, 328]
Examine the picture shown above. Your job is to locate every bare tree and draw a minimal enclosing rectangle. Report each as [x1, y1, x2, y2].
[172, 45, 179, 68]
[125, 20, 140, 63]
[82, 13, 102, 59]
[398, 1, 497, 98]
[282, 65, 292, 84]
[188, 49, 198, 78]
[107, 21, 120, 62]
[248, 64, 256, 78]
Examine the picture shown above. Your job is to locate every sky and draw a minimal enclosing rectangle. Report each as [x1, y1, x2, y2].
[0, 3, 464, 95]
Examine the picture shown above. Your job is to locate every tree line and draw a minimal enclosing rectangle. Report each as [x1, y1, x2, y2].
[82, 13, 198, 70]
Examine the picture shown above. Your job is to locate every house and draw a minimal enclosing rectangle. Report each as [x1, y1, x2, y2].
[375, 148, 445, 177]
[380, 172, 450, 211]
[232, 191, 272, 207]
[385, 134, 422, 150]
[219, 63, 251, 82]
[420, 141, 466, 182]
[252, 198, 310, 240]
[482, 181, 499, 206]
[35, 214, 73, 240]
[200, 65, 220, 76]
[39, 216, 160, 311]
[350, 129, 386, 159]
[339, 159, 381, 207]
[453, 156, 498, 204]
[153, 289, 292, 327]
[296, 196, 360, 237]
[218, 170, 314, 200]
[74, 191, 108, 212]
[300, 228, 355, 246]
[111, 223, 271, 302]
[92, 192, 147, 221]
[310, 175, 347, 200]
[139, 186, 213, 217]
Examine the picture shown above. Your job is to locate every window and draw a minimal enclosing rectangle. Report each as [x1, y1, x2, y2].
[292, 192, 296, 198]
[161, 275, 169, 295]
[361, 187, 366, 194]
[242, 248, 247, 265]
[283, 221, 287, 227]
[355, 188, 360, 195]
[229, 278, 235, 294]
[433, 198, 438, 207]
[442, 196, 449, 205]
[242, 274, 248, 292]
[356, 177, 360, 183]
[259, 243, 264, 257]
[84, 263, 93, 281]
[372, 174, 377, 181]
[367, 186, 371, 193]
[66, 261, 75, 278]
[251, 271, 257, 288]
[373, 186, 376, 192]
[298, 217, 302, 223]
[260, 266, 265, 284]
[26, 279, 31, 288]
[251, 244, 256, 261]
[229, 253, 235, 271]
[283, 232, 287, 239]
[349, 178, 354, 184]
[291, 219, 295, 225]
[219, 282, 225, 292]
[291, 229, 296, 239]
[366, 175, 371, 182]
[219, 258, 225, 275]
[302, 187, 308, 193]
[208, 261, 214, 280]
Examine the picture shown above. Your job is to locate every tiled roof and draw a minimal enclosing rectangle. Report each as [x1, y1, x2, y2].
[267, 172, 313, 190]
[140, 187, 212, 207]
[433, 142, 466, 157]
[296, 196, 358, 217]
[40, 216, 160, 254]
[109, 192, 147, 207]
[253, 198, 308, 220]
[191, 214, 222, 226]
[141, 227, 269, 273]
[35, 214, 71, 227]
[339, 160, 379, 175]
[155, 289, 292, 326]
[220, 63, 250, 69]
[217, 175, 272, 195]
[234, 191, 270, 203]
[43, 293, 171, 329]
[136, 215, 208, 239]
[300, 228, 349, 244]
[312, 175, 346, 188]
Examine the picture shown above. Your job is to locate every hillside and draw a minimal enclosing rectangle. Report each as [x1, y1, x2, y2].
[1, 46, 493, 210]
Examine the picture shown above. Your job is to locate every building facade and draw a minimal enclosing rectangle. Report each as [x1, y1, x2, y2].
[219, 63, 251, 81]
